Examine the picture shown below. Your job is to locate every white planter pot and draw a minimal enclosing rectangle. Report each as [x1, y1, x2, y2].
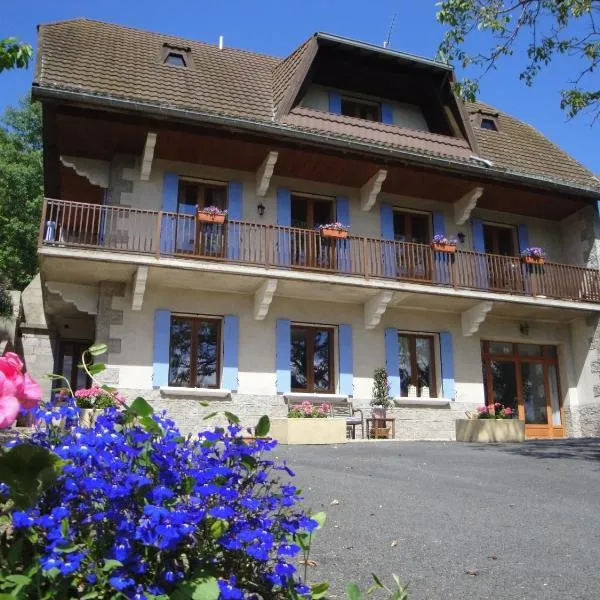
[78, 408, 98, 428]
[269, 418, 347, 445]
[456, 419, 525, 443]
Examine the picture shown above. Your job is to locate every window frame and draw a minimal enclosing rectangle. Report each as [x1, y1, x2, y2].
[168, 314, 222, 389]
[482, 222, 518, 257]
[472, 112, 500, 132]
[392, 209, 432, 244]
[290, 194, 334, 229]
[161, 43, 192, 68]
[340, 95, 382, 122]
[397, 332, 438, 397]
[178, 178, 228, 212]
[290, 324, 335, 394]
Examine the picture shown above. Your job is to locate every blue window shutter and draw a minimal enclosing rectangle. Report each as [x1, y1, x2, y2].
[161, 173, 179, 254]
[227, 181, 243, 260]
[153, 309, 171, 387]
[276, 188, 291, 266]
[329, 91, 342, 114]
[440, 331, 455, 400]
[336, 196, 350, 226]
[222, 315, 239, 391]
[517, 224, 529, 253]
[381, 103, 394, 125]
[384, 328, 400, 398]
[471, 218, 485, 252]
[380, 203, 394, 240]
[276, 188, 291, 226]
[432, 212, 446, 237]
[276, 319, 291, 394]
[596, 201, 600, 218]
[338, 324, 353, 396]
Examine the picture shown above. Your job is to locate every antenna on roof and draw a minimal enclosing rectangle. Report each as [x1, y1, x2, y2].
[383, 13, 397, 48]
[218, 35, 224, 50]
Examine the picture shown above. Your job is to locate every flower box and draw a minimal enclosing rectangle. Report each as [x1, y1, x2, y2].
[320, 227, 348, 240]
[370, 427, 391, 439]
[269, 418, 347, 445]
[455, 419, 525, 443]
[197, 212, 226, 224]
[522, 256, 545, 265]
[430, 243, 457, 253]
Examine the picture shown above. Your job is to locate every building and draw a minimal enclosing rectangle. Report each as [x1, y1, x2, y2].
[25, 18, 600, 439]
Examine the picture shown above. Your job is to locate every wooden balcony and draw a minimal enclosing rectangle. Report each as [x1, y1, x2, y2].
[39, 198, 600, 304]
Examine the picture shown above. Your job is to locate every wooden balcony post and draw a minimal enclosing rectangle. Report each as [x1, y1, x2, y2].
[264, 226, 270, 268]
[38, 198, 48, 247]
[363, 237, 369, 279]
[155, 211, 163, 258]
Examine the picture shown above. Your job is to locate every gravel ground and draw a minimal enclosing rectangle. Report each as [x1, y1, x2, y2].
[275, 439, 600, 600]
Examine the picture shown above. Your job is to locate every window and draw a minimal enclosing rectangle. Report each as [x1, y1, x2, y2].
[341, 96, 381, 122]
[165, 52, 186, 67]
[393, 211, 431, 244]
[161, 43, 191, 68]
[169, 316, 221, 388]
[480, 118, 498, 131]
[290, 195, 333, 229]
[291, 325, 334, 393]
[398, 333, 436, 397]
[483, 223, 517, 256]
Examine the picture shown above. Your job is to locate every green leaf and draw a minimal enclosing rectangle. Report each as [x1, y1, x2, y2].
[199, 401, 210, 407]
[240, 455, 257, 470]
[202, 412, 219, 421]
[371, 573, 385, 588]
[312, 511, 327, 530]
[172, 569, 219, 600]
[87, 343, 107, 356]
[255, 415, 270, 437]
[85, 363, 106, 376]
[346, 583, 363, 600]
[101, 559, 123, 572]
[223, 411, 240, 424]
[310, 582, 329, 599]
[127, 397, 154, 419]
[5, 575, 30, 585]
[208, 518, 229, 540]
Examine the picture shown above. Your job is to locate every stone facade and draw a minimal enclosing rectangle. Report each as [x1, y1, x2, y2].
[95, 282, 125, 386]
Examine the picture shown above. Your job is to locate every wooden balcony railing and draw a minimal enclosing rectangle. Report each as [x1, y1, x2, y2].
[39, 198, 600, 304]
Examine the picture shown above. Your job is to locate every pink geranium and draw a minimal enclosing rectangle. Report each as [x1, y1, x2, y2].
[0, 352, 42, 428]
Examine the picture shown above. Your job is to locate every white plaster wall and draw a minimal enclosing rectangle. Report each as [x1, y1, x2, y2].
[108, 287, 581, 420]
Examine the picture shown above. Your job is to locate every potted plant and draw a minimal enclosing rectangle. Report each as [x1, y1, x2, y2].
[74, 386, 125, 427]
[197, 205, 228, 224]
[370, 367, 392, 431]
[430, 234, 457, 253]
[319, 222, 350, 239]
[520, 246, 545, 265]
[270, 401, 347, 444]
[456, 402, 525, 442]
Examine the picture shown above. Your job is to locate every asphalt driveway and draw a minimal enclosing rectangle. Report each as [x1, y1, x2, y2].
[275, 439, 600, 600]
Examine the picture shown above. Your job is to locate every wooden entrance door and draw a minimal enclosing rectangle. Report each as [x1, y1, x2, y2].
[481, 341, 564, 439]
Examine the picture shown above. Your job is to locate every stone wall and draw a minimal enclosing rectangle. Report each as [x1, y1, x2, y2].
[95, 282, 125, 386]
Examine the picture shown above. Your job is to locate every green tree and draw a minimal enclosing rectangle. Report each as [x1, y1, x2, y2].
[0, 97, 43, 292]
[437, 0, 600, 121]
[0, 38, 32, 72]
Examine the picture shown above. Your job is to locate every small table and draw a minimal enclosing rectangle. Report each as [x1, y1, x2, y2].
[366, 417, 396, 440]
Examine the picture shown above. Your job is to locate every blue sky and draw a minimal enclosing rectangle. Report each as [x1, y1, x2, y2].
[2, 0, 598, 175]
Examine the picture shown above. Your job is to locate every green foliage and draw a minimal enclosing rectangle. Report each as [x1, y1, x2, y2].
[0, 278, 12, 319]
[344, 573, 409, 600]
[0, 38, 32, 73]
[0, 97, 43, 289]
[436, 0, 600, 121]
[371, 367, 392, 408]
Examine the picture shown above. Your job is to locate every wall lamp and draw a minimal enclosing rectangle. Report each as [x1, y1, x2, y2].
[257, 203, 265, 217]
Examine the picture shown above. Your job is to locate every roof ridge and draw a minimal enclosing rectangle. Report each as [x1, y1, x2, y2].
[39, 17, 283, 63]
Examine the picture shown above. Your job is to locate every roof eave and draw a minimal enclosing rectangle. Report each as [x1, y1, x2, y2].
[33, 84, 600, 201]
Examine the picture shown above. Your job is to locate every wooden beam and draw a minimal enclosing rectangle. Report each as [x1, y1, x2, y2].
[364, 290, 393, 329]
[254, 279, 277, 320]
[256, 151, 279, 197]
[131, 266, 149, 311]
[360, 169, 387, 211]
[140, 132, 157, 181]
[454, 186, 484, 225]
[461, 301, 493, 336]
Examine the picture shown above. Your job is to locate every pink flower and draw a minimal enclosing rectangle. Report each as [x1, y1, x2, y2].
[17, 373, 42, 409]
[504, 407, 514, 416]
[0, 395, 20, 429]
[0, 352, 23, 375]
[477, 406, 487, 413]
[0, 370, 17, 399]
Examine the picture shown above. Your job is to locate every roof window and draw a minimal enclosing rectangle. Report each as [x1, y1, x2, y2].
[480, 117, 498, 131]
[161, 43, 191, 68]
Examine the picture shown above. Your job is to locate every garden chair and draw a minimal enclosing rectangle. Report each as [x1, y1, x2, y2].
[330, 402, 364, 439]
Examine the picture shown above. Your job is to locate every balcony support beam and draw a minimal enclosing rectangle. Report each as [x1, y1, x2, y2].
[140, 132, 157, 181]
[361, 169, 387, 212]
[364, 290, 394, 329]
[45, 281, 98, 315]
[254, 279, 277, 320]
[59, 156, 109, 188]
[256, 151, 279, 197]
[454, 186, 484, 225]
[461, 300, 493, 336]
[131, 266, 148, 311]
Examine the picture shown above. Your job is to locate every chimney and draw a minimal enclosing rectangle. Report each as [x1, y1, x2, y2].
[218, 35, 224, 50]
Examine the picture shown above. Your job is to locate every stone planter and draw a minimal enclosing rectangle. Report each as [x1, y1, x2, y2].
[456, 419, 525, 443]
[78, 407, 98, 428]
[269, 418, 347, 445]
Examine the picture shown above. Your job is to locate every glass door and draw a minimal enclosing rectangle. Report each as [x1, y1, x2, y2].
[393, 211, 432, 282]
[290, 196, 335, 269]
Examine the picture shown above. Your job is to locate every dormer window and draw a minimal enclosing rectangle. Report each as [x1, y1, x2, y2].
[161, 43, 191, 68]
[480, 117, 498, 131]
[341, 96, 380, 122]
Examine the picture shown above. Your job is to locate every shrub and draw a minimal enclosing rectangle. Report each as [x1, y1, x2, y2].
[0, 399, 318, 599]
[370, 368, 392, 409]
[288, 401, 331, 419]
[477, 402, 515, 419]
